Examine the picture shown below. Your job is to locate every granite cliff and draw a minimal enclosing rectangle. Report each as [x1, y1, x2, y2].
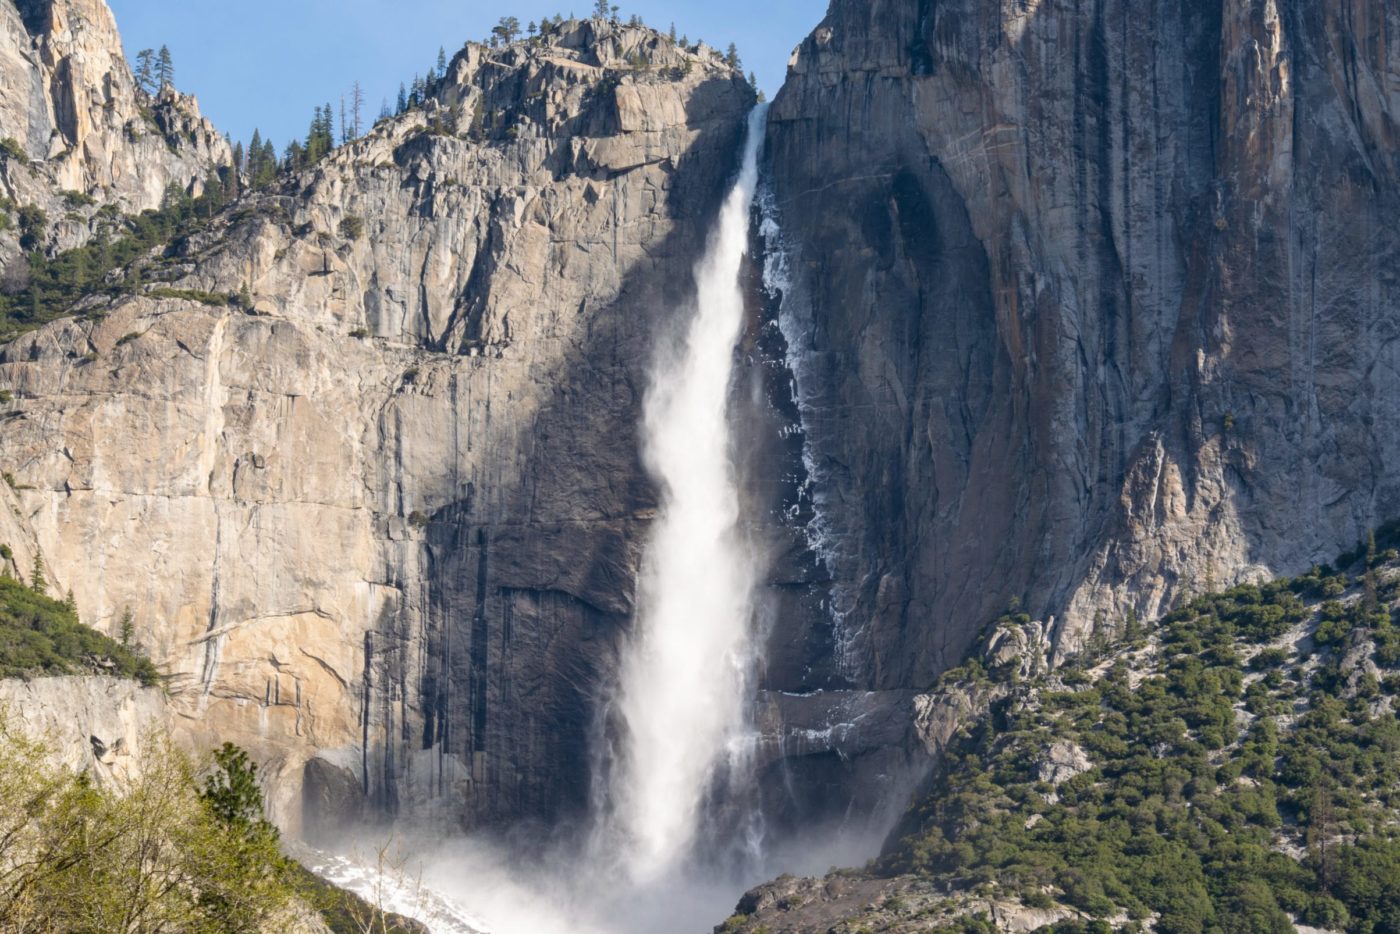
[0, 10, 756, 833]
[764, 0, 1400, 691]
[0, 0, 231, 267]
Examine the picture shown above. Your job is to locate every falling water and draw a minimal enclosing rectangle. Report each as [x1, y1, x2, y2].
[327, 107, 779, 934]
[601, 103, 770, 882]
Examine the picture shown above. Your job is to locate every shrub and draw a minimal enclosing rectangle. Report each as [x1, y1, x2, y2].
[338, 215, 366, 240]
[0, 721, 296, 930]
[1, 184, 231, 342]
[0, 137, 29, 165]
[16, 204, 47, 251]
[876, 542, 1400, 929]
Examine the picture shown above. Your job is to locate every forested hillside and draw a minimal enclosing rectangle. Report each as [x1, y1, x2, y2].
[724, 528, 1400, 934]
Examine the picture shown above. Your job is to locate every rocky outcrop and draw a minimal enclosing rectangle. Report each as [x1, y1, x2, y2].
[765, 0, 1400, 691]
[718, 873, 1078, 934]
[0, 18, 753, 833]
[0, 675, 169, 786]
[0, 0, 231, 269]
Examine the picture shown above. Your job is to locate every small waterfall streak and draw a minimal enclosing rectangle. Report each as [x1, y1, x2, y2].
[757, 183, 858, 674]
[608, 104, 770, 882]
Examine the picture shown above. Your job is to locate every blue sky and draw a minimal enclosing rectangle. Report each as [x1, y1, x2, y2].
[107, 0, 827, 152]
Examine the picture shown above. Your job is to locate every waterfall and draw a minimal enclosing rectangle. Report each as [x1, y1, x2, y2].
[602, 103, 770, 882]
[326, 107, 779, 934]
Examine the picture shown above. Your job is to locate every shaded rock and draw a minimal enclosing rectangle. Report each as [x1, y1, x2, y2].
[765, 0, 1400, 693]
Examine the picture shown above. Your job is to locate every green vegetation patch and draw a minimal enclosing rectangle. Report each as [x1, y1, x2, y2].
[881, 540, 1400, 934]
[0, 179, 232, 343]
[0, 716, 426, 932]
[0, 575, 159, 685]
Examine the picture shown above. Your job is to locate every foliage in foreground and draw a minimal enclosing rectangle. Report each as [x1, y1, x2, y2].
[0, 717, 425, 933]
[880, 530, 1400, 933]
[0, 725, 294, 932]
[0, 575, 159, 684]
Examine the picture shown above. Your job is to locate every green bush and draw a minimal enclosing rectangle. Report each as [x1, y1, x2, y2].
[16, 204, 47, 251]
[60, 190, 96, 209]
[0, 137, 29, 166]
[0, 721, 288, 930]
[0, 185, 230, 342]
[338, 215, 366, 240]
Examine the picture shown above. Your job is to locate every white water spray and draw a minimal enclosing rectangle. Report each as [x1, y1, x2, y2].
[604, 104, 770, 882]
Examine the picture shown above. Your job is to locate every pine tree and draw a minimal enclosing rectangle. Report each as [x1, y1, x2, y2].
[725, 42, 741, 69]
[119, 607, 135, 646]
[260, 140, 277, 176]
[305, 106, 322, 163]
[437, 46, 448, 77]
[30, 555, 46, 595]
[303, 103, 335, 163]
[593, 0, 609, 18]
[63, 589, 76, 612]
[1124, 607, 1143, 644]
[668, 22, 676, 42]
[396, 82, 408, 114]
[156, 45, 174, 89]
[202, 168, 226, 217]
[134, 49, 156, 95]
[528, 21, 537, 37]
[492, 17, 521, 45]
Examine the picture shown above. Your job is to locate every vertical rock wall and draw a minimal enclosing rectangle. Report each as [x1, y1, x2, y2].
[765, 0, 1400, 692]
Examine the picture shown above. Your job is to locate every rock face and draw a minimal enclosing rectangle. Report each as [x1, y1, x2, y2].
[719, 873, 1078, 934]
[0, 17, 754, 833]
[0, 675, 169, 786]
[0, 0, 231, 268]
[765, 0, 1400, 692]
